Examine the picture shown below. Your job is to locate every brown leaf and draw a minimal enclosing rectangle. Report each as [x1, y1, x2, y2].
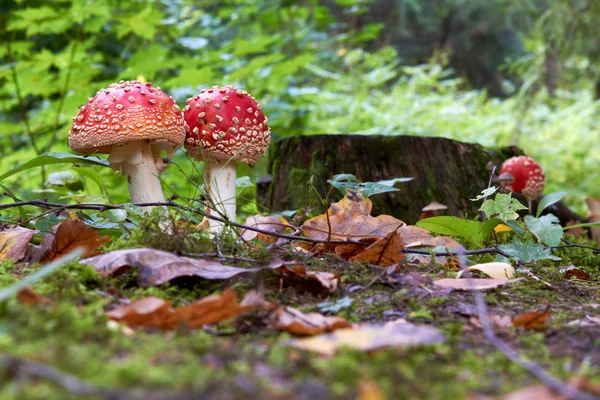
[274, 306, 351, 336]
[276, 264, 340, 294]
[434, 278, 525, 291]
[240, 215, 293, 245]
[350, 229, 405, 266]
[107, 288, 259, 330]
[41, 220, 111, 262]
[288, 319, 446, 356]
[561, 266, 590, 281]
[512, 309, 551, 330]
[302, 192, 405, 241]
[357, 378, 387, 400]
[0, 226, 37, 263]
[464, 314, 512, 331]
[16, 287, 50, 305]
[82, 248, 263, 287]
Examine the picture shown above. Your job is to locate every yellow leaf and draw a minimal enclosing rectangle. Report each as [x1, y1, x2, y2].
[456, 262, 515, 280]
[494, 224, 512, 233]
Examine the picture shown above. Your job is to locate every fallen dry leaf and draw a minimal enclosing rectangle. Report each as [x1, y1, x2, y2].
[107, 288, 260, 330]
[0, 226, 37, 263]
[434, 278, 525, 291]
[41, 220, 111, 262]
[560, 266, 590, 281]
[276, 264, 340, 294]
[456, 262, 515, 280]
[240, 215, 293, 245]
[302, 192, 405, 241]
[350, 229, 406, 267]
[357, 378, 388, 400]
[82, 248, 263, 287]
[288, 319, 445, 356]
[464, 314, 513, 331]
[274, 306, 351, 336]
[16, 287, 50, 305]
[512, 309, 551, 330]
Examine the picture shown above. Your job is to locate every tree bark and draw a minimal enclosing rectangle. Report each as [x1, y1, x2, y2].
[256, 135, 522, 224]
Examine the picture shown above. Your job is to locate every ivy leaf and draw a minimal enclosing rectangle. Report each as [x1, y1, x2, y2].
[470, 186, 499, 202]
[498, 238, 560, 263]
[328, 174, 412, 199]
[417, 216, 485, 247]
[524, 215, 563, 246]
[479, 193, 527, 220]
[536, 192, 567, 218]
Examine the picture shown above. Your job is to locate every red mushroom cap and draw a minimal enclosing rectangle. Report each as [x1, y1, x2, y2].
[183, 85, 271, 165]
[69, 80, 187, 154]
[499, 156, 545, 200]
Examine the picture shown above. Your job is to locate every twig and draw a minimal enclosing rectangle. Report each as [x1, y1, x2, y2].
[456, 254, 598, 400]
[181, 253, 265, 264]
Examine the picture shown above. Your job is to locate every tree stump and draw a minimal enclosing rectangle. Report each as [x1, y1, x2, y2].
[256, 135, 522, 224]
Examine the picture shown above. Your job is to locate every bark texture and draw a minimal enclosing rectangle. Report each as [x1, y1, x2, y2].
[256, 134, 522, 224]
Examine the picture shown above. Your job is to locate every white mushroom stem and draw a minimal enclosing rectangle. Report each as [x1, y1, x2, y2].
[204, 158, 236, 232]
[108, 140, 166, 208]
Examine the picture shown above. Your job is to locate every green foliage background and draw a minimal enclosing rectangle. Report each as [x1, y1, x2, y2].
[1, 0, 599, 215]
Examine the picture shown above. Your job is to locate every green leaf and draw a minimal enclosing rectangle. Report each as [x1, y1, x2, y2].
[328, 175, 411, 199]
[0, 248, 84, 302]
[563, 222, 600, 231]
[498, 238, 560, 263]
[417, 216, 484, 247]
[236, 176, 253, 189]
[470, 186, 499, 202]
[0, 153, 109, 182]
[524, 215, 563, 246]
[479, 193, 527, 220]
[536, 192, 567, 218]
[481, 218, 503, 239]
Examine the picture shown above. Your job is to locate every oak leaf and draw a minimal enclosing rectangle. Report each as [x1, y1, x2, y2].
[302, 192, 405, 241]
[350, 229, 405, 266]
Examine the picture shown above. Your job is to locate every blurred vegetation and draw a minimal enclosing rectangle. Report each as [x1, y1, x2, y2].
[0, 0, 599, 216]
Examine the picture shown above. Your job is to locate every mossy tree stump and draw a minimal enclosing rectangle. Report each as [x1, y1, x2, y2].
[256, 135, 521, 224]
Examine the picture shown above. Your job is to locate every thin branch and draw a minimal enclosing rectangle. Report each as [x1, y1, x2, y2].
[456, 254, 599, 400]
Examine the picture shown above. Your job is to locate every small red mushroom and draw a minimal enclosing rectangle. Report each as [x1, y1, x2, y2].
[499, 156, 545, 211]
[183, 85, 271, 231]
[69, 80, 187, 207]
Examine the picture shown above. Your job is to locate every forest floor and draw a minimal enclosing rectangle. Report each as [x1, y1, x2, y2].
[1, 216, 600, 400]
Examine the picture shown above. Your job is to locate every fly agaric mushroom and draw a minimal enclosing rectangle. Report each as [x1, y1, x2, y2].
[499, 156, 545, 211]
[68, 80, 187, 207]
[183, 85, 271, 231]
